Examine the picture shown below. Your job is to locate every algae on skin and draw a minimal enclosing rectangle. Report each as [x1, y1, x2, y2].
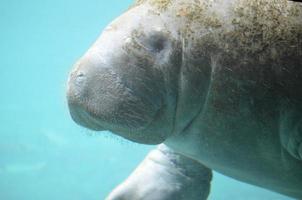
[131, 0, 301, 64]
[135, 0, 172, 11]
[177, 0, 302, 64]
[225, 0, 302, 62]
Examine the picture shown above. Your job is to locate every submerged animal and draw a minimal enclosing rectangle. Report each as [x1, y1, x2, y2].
[66, 0, 302, 199]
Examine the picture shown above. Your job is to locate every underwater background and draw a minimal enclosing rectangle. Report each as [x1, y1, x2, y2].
[0, 0, 294, 199]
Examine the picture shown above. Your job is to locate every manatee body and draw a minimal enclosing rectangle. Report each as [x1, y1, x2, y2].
[67, 0, 302, 199]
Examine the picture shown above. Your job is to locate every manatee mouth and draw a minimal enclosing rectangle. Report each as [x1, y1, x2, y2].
[67, 99, 160, 134]
[68, 102, 106, 131]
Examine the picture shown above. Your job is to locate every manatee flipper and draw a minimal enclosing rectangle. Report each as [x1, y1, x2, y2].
[105, 144, 212, 200]
[280, 103, 302, 160]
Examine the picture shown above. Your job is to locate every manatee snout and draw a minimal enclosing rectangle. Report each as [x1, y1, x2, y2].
[67, 59, 106, 131]
[67, 50, 165, 137]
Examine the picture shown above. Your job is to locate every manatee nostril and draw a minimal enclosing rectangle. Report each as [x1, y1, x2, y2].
[77, 71, 84, 78]
[74, 71, 86, 86]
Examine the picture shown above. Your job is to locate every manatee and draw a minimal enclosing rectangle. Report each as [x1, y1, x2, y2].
[66, 0, 302, 199]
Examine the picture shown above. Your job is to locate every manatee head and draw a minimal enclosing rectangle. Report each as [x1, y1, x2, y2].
[66, 0, 212, 144]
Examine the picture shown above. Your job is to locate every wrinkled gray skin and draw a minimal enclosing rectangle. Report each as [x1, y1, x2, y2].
[67, 0, 302, 199]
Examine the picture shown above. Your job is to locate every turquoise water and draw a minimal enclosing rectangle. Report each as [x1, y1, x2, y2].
[0, 0, 293, 199]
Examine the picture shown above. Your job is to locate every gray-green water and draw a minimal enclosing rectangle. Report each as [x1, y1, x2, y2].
[0, 0, 294, 199]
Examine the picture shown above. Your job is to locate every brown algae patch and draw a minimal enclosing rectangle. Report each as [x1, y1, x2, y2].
[228, 0, 302, 59]
[176, 0, 222, 29]
[188, 0, 302, 64]
[130, 0, 301, 63]
[134, 0, 172, 11]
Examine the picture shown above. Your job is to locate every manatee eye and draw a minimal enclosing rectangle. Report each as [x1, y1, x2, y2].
[144, 31, 168, 53]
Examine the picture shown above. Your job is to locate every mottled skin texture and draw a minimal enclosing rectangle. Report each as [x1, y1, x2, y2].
[66, 0, 302, 199]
